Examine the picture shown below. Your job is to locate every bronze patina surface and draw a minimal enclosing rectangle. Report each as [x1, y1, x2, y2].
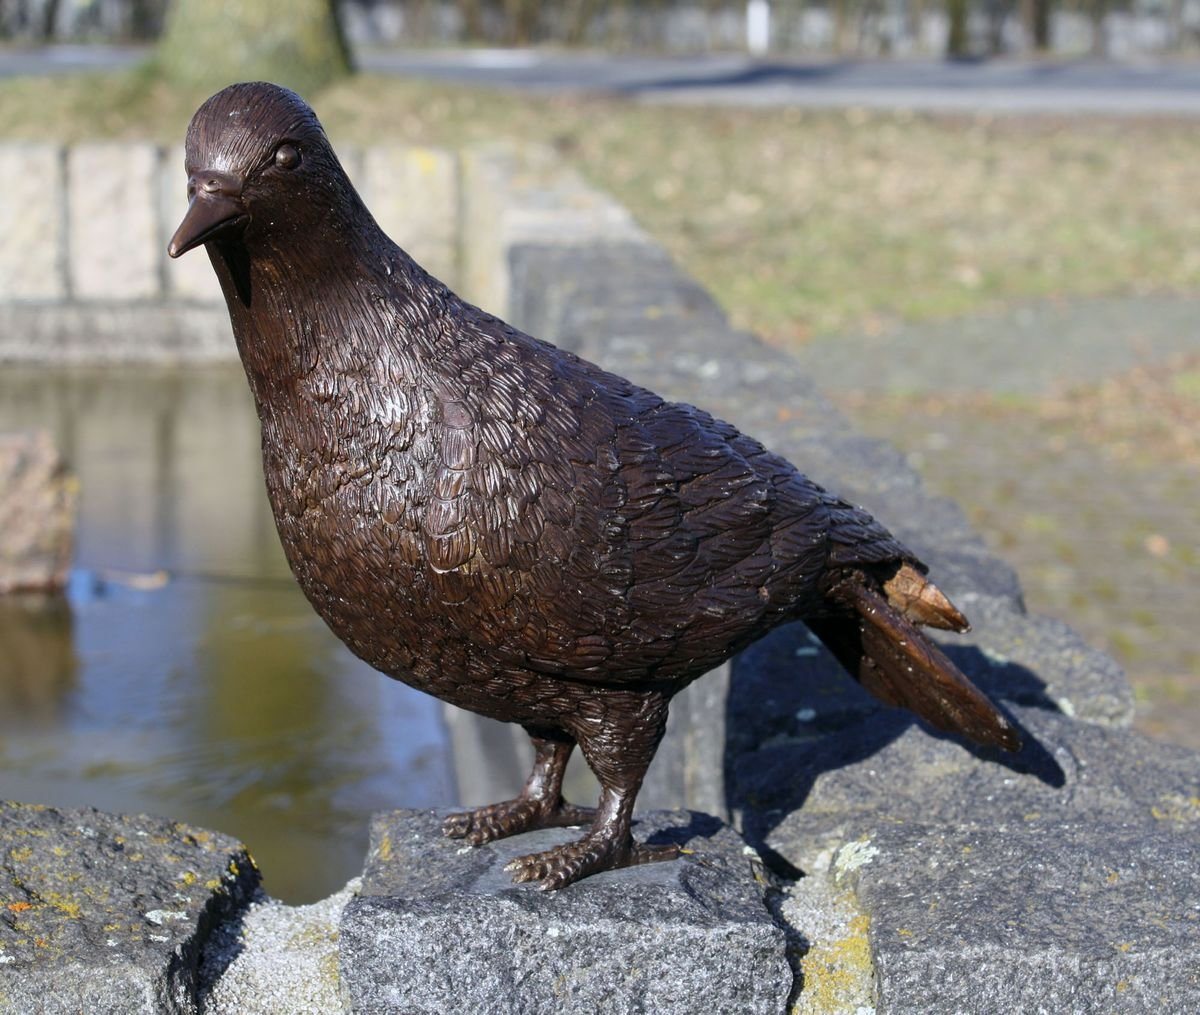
[169, 82, 1019, 890]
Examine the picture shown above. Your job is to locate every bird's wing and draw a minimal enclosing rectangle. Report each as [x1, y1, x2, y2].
[418, 322, 835, 684]
[819, 490, 923, 573]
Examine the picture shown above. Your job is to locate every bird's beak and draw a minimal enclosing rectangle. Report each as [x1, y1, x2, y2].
[167, 171, 247, 258]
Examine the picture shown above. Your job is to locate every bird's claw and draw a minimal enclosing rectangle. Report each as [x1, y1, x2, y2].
[504, 835, 680, 891]
[442, 798, 596, 846]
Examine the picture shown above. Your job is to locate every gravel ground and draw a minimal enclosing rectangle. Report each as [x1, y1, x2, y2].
[792, 295, 1199, 750]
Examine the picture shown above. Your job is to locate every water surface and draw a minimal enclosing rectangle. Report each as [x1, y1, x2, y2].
[0, 365, 456, 902]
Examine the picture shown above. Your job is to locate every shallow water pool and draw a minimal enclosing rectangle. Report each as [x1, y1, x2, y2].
[0, 365, 456, 902]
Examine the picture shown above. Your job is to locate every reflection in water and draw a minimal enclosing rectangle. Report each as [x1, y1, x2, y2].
[0, 366, 454, 902]
[0, 597, 77, 718]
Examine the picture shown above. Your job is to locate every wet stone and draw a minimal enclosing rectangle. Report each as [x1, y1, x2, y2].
[338, 808, 791, 1014]
[0, 803, 259, 1015]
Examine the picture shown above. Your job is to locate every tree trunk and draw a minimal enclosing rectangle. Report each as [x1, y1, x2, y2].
[833, 0, 851, 53]
[1089, 0, 1107, 57]
[459, 0, 484, 42]
[564, 0, 599, 46]
[946, 0, 969, 56]
[157, 0, 352, 99]
[1019, 0, 1052, 51]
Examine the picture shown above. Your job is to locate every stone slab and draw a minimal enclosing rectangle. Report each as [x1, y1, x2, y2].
[363, 145, 459, 286]
[0, 144, 65, 300]
[0, 802, 259, 1015]
[0, 302, 234, 363]
[339, 808, 790, 1014]
[68, 143, 161, 301]
[738, 704, 1196, 857]
[462, 146, 646, 317]
[834, 819, 1200, 1013]
[738, 706, 1200, 1012]
[931, 592, 1134, 727]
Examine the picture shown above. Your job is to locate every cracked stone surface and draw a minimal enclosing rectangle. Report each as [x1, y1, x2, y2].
[0, 803, 258, 1014]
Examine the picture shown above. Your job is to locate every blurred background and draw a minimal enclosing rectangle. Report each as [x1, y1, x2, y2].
[11, 0, 1200, 59]
[0, 0, 1196, 902]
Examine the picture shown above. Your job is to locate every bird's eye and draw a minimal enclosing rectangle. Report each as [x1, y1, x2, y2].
[274, 144, 301, 170]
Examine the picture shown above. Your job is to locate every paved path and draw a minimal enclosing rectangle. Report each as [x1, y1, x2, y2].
[8, 44, 1200, 114]
[0, 44, 143, 77]
[359, 49, 1200, 115]
[788, 295, 1200, 396]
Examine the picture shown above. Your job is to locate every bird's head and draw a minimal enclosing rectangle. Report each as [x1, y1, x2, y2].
[168, 82, 353, 260]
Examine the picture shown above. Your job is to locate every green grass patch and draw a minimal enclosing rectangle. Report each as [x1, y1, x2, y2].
[1172, 369, 1200, 402]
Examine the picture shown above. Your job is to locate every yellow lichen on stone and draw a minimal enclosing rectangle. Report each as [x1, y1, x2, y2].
[377, 834, 393, 862]
[1150, 794, 1200, 823]
[180, 871, 198, 886]
[44, 892, 83, 919]
[795, 910, 874, 1015]
[8, 846, 32, 863]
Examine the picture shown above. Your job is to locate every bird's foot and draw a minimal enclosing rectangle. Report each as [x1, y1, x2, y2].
[504, 831, 680, 891]
[442, 797, 596, 847]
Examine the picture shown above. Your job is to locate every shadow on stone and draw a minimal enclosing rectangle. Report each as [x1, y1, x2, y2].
[194, 887, 262, 1005]
[724, 620, 1067, 875]
[641, 809, 724, 848]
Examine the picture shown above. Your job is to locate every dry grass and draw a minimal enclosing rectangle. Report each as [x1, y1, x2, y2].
[5, 69, 1200, 348]
[837, 365, 1200, 748]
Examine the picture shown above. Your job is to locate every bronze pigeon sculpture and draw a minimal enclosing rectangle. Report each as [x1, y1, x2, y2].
[169, 83, 1019, 891]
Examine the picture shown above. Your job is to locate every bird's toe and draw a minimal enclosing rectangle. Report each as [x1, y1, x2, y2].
[442, 812, 474, 839]
[503, 835, 623, 890]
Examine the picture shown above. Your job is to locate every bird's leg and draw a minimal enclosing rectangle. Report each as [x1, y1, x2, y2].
[504, 700, 679, 891]
[442, 728, 595, 846]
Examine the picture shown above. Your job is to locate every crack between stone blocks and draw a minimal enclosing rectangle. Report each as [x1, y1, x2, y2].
[762, 882, 805, 1014]
[169, 847, 261, 1015]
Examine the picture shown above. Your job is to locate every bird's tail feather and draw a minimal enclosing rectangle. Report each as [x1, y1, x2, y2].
[809, 575, 1020, 753]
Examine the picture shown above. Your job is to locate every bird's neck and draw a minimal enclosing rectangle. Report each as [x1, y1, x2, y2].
[207, 211, 439, 412]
